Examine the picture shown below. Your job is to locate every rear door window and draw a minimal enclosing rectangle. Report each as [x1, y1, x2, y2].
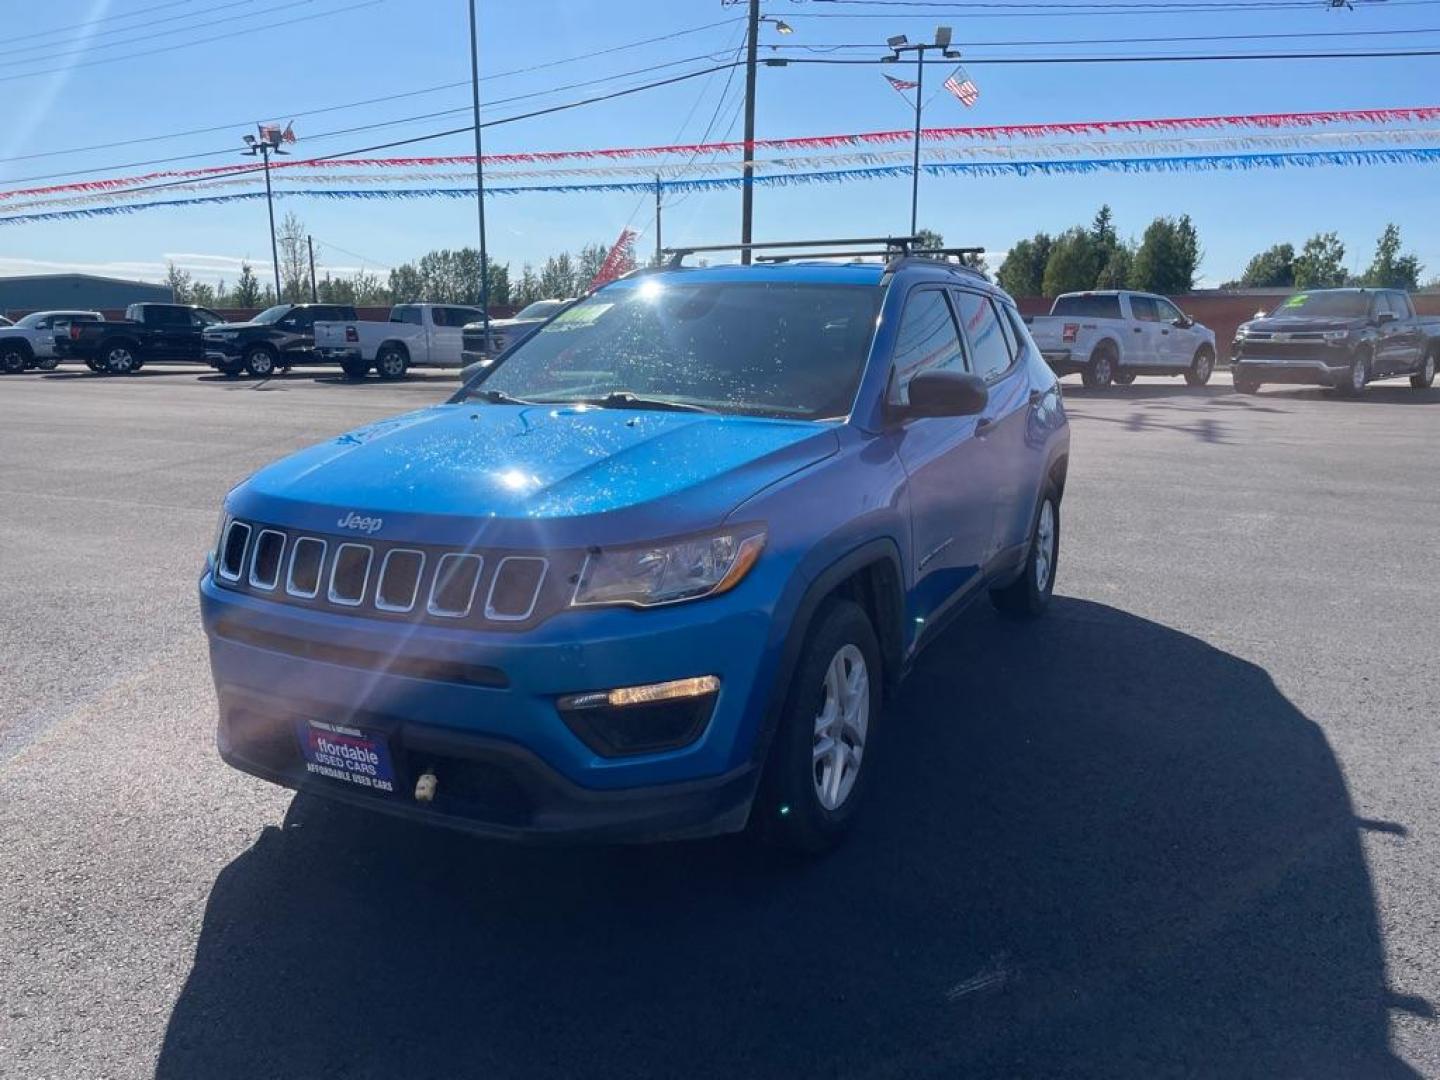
[888, 288, 966, 405]
[951, 290, 1015, 382]
[1130, 296, 1161, 322]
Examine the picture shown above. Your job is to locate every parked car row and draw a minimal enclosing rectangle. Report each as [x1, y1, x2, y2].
[1023, 286, 1438, 396]
[0, 299, 571, 379]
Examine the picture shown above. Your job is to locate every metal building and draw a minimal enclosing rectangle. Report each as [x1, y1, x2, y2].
[0, 273, 172, 316]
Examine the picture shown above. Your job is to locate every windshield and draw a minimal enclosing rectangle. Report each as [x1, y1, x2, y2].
[251, 305, 292, 324]
[515, 300, 566, 320]
[14, 312, 51, 328]
[1272, 292, 1371, 318]
[1050, 295, 1123, 319]
[457, 280, 881, 419]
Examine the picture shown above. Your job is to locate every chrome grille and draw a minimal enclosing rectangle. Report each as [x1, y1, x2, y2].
[215, 519, 559, 628]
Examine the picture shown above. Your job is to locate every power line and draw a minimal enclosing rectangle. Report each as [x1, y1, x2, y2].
[0, 0, 390, 85]
[8, 0, 224, 42]
[782, 47, 1440, 63]
[0, 16, 742, 164]
[776, 24, 1440, 49]
[1, 63, 746, 207]
[809, 0, 1422, 8]
[3, 49, 740, 185]
[0, 0, 342, 72]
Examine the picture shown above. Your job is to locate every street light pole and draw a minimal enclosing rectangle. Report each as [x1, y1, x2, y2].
[884, 28, 961, 238]
[468, 0, 490, 333]
[260, 142, 281, 300]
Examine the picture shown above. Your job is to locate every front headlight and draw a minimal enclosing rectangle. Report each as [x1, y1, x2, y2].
[210, 510, 231, 569]
[1321, 330, 1350, 341]
[571, 527, 766, 607]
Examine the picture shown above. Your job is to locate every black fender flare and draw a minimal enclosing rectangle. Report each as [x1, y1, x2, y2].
[748, 537, 906, 771]
[0, 336, 35, 359]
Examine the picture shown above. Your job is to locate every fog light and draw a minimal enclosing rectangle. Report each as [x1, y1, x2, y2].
[557, 676, 721, 757]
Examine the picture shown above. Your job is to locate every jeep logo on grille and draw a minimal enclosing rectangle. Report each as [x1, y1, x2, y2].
[337, 511, 383, 534]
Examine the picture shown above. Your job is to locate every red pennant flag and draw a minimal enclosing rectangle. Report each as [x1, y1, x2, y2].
[589, 228, 638, 291]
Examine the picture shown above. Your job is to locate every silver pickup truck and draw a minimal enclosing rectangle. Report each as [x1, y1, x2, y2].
[1027, 290, 1217, 389]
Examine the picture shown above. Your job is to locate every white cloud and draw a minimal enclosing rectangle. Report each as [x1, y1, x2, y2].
[0, 252, 364, 287]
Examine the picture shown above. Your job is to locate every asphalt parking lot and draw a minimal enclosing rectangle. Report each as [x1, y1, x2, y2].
[1, 364, 1437, 1078]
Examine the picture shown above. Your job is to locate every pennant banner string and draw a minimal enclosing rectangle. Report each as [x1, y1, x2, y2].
[5, 147, 1440, 226]
[5, 104, 1440, 203]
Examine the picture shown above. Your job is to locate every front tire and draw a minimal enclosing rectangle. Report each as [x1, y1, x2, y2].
[0, 346, 27, 374]
[1113, 371, 1136, 385]
[1185, 345, 1215, 386]
[1411, 350, 1437, 389]
[1333, 352, 1369, 397]
[1234, 373, 1260, 394]
[243, 346, 277, 378]
[991, 492, 1059, 618]
[755, 598, 881, 854]
[1081, 342, 1116, 389]
[375, 346, 408, 381]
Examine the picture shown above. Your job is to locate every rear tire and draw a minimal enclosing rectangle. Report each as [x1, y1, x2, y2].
[1411, 350, 1437, 389]
[990, 491, 1059, 619]
[1185, 345, 1215, 386]
[375, 346, 408, 381]
[101, 342, 138, 375]
[1081, 342, 1116, 389]
[755, 598, 881, 855]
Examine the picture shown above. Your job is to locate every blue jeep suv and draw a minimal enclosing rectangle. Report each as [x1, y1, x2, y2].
[201, 240, 1070, 851]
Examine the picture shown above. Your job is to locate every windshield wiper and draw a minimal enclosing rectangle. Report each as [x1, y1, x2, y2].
[585, 391, 715, 414]
[472, 388, 537, 406]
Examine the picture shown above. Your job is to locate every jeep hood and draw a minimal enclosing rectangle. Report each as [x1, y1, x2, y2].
[228, 403, 838, 547]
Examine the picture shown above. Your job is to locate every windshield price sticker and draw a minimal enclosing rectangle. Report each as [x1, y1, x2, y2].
[295, 719, 396, 793]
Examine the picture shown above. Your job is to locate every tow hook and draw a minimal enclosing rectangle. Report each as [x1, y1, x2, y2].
[415, 767, 438, 804]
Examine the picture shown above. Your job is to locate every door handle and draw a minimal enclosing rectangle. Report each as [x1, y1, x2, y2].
[1161, 329, 1171, 335]
[975, 417, 994, 436]
[1133, 327, 1143, 333]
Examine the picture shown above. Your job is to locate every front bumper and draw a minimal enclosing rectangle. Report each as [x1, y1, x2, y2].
[201, 569, 779, 842]
[1232, 355, 1349, 387]
[204, 339, 243, 367]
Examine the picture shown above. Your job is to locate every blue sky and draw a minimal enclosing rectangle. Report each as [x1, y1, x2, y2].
[2, 0, 1438, 290]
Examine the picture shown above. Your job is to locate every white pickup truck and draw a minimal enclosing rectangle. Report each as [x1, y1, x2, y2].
[1027, 290, 1217, 388]
[0, 310, 103, 374]
[314, 302, 485, 380]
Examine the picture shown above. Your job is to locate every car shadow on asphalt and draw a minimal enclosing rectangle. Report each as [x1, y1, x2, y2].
[155, 598, 1422, 1079]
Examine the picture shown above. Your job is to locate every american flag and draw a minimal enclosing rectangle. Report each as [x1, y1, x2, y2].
[944, 68, 979, 107]
[883, 73, 919, 99]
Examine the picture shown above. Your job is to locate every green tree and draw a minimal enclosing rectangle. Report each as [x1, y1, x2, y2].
[1042, 228, 1103, 296]
[233, 262, 263, 308]
[275, 211, 310, 302]
[164, 261, 193, 303]
[575, 242, 609, 289]
[190, 281, 216, 307]
[1293, 232, 1348, 289]
[997, 232, 1054, 296]
[513, 263, 541, 306]
[1128, 215, 1199, 294]
[1095, 244, 1133, 289]
[1361, 223, 1423, 290]
[388, 262, 424, 302]
[539, 253, 576, 299]
[1235, 243, 1295, 288]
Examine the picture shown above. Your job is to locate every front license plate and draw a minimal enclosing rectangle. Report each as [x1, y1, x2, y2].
[295, 719, 397, 794]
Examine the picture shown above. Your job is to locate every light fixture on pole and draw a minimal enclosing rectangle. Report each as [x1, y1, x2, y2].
[241, 122, 292, 301]
[882, 27, 961, 235]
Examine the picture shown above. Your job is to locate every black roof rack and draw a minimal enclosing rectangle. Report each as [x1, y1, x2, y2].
[662, 236, 920, 269]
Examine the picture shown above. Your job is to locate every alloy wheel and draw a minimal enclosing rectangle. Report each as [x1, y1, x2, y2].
[812, 644, 869, 811]
[1034, 499, 1057, 592]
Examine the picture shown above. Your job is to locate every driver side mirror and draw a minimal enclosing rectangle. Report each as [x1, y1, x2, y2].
[901, 370, 989, 419]
[1172, 315, 1193, 329]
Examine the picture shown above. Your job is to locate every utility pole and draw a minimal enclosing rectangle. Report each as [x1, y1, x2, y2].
[654, 175, 663, 266]
[307, 235, 318, 301]
[467, 0, 491, 333]
[884, 28, 961, 236]
[740, 0, 760, 264]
